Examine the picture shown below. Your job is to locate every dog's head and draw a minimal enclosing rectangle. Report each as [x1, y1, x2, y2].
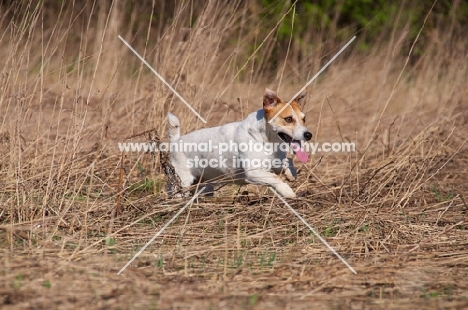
[263, 88, 312, 162]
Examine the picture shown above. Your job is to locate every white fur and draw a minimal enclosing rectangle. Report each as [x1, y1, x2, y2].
[167, 95, 310, 198]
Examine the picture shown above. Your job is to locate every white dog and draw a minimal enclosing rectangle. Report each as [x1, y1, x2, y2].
[166, 88, 312, 198]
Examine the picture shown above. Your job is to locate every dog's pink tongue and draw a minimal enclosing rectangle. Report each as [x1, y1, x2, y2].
[292, 143, 309, 163]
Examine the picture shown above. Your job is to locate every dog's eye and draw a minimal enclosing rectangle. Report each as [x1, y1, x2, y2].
[302, 116, 306, 122]
[284, 116, 293, 123]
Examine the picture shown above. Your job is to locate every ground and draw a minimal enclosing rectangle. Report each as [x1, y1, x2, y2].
[1, 1, 468, 309]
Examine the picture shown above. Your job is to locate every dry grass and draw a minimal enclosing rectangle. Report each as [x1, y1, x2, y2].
[1, 1, 468, 309]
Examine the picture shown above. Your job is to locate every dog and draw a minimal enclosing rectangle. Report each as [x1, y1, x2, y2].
[166, 88, 312, 198]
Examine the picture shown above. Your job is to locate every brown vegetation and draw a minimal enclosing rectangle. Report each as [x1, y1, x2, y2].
[1, 1, 467, 309]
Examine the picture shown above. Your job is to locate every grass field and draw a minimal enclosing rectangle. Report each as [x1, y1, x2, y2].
[1, 1, 468, 309]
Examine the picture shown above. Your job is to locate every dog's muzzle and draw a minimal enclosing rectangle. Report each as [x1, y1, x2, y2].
[277, 131, 312, 163]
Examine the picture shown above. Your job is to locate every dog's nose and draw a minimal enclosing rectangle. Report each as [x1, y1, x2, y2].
[303, 131, 313, 141]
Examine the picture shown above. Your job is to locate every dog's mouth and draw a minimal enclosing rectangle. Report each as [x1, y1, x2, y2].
[278, 133, 309, 163]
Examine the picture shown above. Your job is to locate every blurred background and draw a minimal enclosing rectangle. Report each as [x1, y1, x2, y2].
[1, 0, 467, 132]
[1, 1, 468, 308]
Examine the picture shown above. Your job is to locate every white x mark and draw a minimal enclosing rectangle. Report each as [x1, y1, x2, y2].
[119, 35, 207, 123]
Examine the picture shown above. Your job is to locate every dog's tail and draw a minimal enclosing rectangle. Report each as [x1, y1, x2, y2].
[167, 113, 180, 141]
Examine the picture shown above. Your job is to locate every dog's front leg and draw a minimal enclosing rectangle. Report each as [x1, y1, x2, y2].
[271, 157, 297, 182]
[283, 157, 297, 182]
[244, 169, 296, 198]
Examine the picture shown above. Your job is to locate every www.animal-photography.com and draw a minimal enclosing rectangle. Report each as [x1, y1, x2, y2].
[1, 1, 467, 309]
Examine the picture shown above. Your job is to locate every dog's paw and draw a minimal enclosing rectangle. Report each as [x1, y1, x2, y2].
[170, 190, 191, 199]
[284, 171, 296, 182]
[283, 164, 297, 182]
[275, 183, 296, 198]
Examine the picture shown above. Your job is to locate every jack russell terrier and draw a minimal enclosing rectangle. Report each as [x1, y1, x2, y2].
[166, 88, 312, 198]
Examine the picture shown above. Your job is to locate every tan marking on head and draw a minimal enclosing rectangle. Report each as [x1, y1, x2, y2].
[265, 100, 305, 125]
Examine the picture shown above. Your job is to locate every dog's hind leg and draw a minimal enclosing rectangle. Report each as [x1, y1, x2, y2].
[201, 183, 215, 196]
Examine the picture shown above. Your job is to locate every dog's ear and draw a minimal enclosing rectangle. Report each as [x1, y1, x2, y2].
[295, 90, 306, 105]
[263, 88, 278, 109]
